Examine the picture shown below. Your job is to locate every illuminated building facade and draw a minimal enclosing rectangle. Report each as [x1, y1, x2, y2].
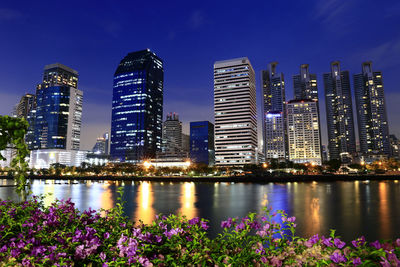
[323, 61, 356, 161]
[287, 99, 322, 165]
[262, 62, 288, 160]
[354, 62, 390, 156]
[189, 121, 214, 166]
[110, 49, 163, 162]
[161, 113, 183, 158]
[34, 63, 83, 150]
[214, 57, 257, 165]
[92, 132, 110, 155]
[292, 64, 322, 160]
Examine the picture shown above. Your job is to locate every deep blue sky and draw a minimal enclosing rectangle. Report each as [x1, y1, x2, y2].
[0, 0, 399, 150]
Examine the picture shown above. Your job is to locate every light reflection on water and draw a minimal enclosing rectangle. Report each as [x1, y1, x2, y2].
[1, 179, 400, 241]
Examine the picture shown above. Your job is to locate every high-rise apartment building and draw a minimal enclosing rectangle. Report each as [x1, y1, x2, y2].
[161, 113, 183, 158]
[292, 64, 322, 159]
[190, 121, 214, 166]
[354, 62, 390, 156]
[323, 61, 356, 161]
[214, 57, 257, 165]
[287, 99, 322, 165]
[261, 62, 287, 160]
[34, 63, 83, 150]
[110, 49, 163, 162]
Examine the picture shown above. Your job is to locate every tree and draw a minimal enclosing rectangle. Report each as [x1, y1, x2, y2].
[0, 115, 30, 200]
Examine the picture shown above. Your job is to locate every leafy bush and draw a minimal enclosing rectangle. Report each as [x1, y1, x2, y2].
[0, 194, 399, 266]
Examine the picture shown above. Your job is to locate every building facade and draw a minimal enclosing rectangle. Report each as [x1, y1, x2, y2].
[161, 113, 183, 158]
[189, 121, 215, 166]
[110, 49, 163, 162]
[33, 63, 83, 150]
[287, 100, 322, 165]
[354, 62, 390, 156]
[214, 57, 257, 165]
[292, 64, 322, 160]
[323, 61, 356, 161]
[15, 94, 36, 119]
[92, 132, 110, 155]
[261, 62, 287, 160]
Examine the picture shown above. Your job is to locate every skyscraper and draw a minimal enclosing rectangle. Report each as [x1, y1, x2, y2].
[15, 94, 36, 119]
[110, 49, 163, 162]
[292, 64, 322, 159]
[323, 61, 356, 161]
[214, 57, 257, 165]
[261, 62, 287, 160]
[161, 113, 183, 158]
[354, 62, 390, 156]
[92, 133, 110, 155]
[34, 63, 83, 150]
[190, 121, 214, 166]
[287, 99, 322, 165]
[293, 64, 318, 101]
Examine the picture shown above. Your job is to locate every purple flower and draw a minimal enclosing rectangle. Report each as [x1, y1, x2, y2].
[330, 252, 346, 263]
[235, 222, 245, 231]
[221, 218, 233, 228]
[351, 236, 366, 248]
[287, 216, 296, 223]
[186, 236, 193, 242]
[189, 217, 200, 225]
[395, 238, 400, 247]
[249, 220, 261, 230]
[370, 240, 381, 249]
[321, 236, 333, 247]
[305, 235, 319, 248]
[100, 252, 106, 261]
[155, 235, 162, 243]
[334, 238, 346, 249]
[380, 256, 391, 267]
[200, 221, 209, 230]
[0, 245, 7, 253]
[352, 257, 362, 266]
[104, 232, 110, 239]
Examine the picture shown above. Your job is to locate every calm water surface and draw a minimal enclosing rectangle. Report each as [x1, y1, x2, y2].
[1, 179, 400, 242]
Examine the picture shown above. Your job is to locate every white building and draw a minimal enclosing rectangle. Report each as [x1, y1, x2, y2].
[30, 149, 88, 169]
[0, 149, 16, 168]
[214, 57, 258, 165]
[287, 99, 322, 165]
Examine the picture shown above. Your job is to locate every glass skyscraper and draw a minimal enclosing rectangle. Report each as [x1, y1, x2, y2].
[354, 62, 390, 156]
[323, 61, 356, 161]
[190, 121, 214, 166]
[34, 63, 83, 150]
[261, 62, 288, 160]
[111, 49, 163, 162]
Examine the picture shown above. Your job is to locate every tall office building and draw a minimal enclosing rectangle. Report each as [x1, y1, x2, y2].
[110, 49, 163, 162]
[15, 94, 36, 119]
[14, 93, 37, 150]
[389, 135, 400, 160]
[190, 121, 214, 165]
[34, 63, 83, 150]
[214, 57, 257, 165]
[161, 113, 183, 158]
[287, 100, 322, 165]
[261, 62, 287, 160]
[92, 133, 110, 155]
[354, 62, 390, 156]
[323, 61, 356, 161]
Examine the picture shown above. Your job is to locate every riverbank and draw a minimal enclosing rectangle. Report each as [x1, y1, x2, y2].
[1, 174, 400, 183]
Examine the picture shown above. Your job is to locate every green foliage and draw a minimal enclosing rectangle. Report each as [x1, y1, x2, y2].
[0, 115, 30, 199]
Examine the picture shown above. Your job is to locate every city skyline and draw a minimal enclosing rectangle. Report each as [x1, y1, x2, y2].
[1, 1, 400, 151]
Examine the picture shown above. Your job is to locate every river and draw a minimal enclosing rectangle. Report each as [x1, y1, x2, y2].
[1, 179, 400, 242]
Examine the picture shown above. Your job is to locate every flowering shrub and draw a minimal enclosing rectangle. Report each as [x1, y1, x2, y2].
[0, 195, 400, 266]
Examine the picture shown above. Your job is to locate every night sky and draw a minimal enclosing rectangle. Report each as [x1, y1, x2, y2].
[0, 0, 399, 150]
